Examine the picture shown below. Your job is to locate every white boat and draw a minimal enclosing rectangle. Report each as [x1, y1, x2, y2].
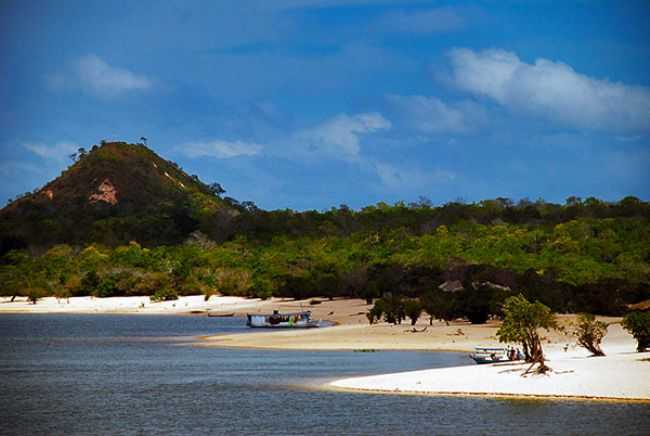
[469, 346, 510, 364]
[246, 310, 319, 328]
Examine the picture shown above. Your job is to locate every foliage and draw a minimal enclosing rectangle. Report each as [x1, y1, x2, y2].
[25, 287, 47, 304]
[404, 299, 423, 325]
[621, 311, 650, 352]
[573, 313, 608, 356]
[150, 287, 179, 302]
[497, 294, 557, 373]
[370, 296, 406, 325]
[421, 290, 458, 325]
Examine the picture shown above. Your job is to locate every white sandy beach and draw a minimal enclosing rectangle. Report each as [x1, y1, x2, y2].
[0, 295, 261, 314]
[330, 324, 650, 401]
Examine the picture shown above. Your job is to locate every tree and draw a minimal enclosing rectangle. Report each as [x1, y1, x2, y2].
[497, 294, 557, 374]
[573, 313, 607, 356]
[371, 296, 405, 325]
[404, 299, 423, 325]
[457, 284, 492, 324]
[621, 311, 650, 352]
[421, 290, 457, 325]
[208, 183, 225, 196]
[366, 305, 383, 324]
[25, 286, 47, 304]
[140, 136, 147, 145]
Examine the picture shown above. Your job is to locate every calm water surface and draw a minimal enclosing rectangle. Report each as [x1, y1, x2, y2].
[0, 314, 648, 435]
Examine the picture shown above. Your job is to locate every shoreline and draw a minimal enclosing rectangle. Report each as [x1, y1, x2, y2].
[327, 333, 650, 402]
[0, 295, 263, 315]
[3, 296, 648, 402]
[324, 384, 650, 404]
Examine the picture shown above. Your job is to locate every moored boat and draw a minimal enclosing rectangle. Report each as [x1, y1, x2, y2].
[246, 310, 320, 328]
[469, 346, 511, 364]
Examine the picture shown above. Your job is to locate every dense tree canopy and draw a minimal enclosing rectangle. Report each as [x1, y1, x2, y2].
[1, 215, 648, 317]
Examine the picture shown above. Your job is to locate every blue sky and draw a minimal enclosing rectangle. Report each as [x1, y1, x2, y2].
[1, 0, 649, 210]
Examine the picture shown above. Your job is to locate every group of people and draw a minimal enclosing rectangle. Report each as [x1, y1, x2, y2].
[507, 346, 524, 361]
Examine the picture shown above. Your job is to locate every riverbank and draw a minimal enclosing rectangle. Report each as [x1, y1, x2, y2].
[0, 295, 261, 314]
[202, 299, 604, 352]
[329, 328, 650, 401]
[199, 298, 650, 401]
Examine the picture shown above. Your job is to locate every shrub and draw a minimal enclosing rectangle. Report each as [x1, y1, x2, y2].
[573, 313, 608, 356]
[404, 299, 423, 325]
[25, 287, 47, 304]
[150, 287, 179, 302]
[366, 304, 384, 325]
[621, 311, 650, 352]
[421, 290, 458, 325]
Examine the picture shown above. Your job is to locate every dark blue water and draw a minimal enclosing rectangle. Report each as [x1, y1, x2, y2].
[0, 315, 648, 435]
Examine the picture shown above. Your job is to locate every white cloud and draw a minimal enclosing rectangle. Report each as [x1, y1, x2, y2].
[387, 94, 486, 134]
[376, 7, 464, 34]
[447, 48, 650, 132]
[77, 55, 151, 97]
[294, 112, 391, 161]
[182, 140, 263, 159]
[375, 162, 455, 190]
[24, 142, 79, 161]
[179, 112, 390, 163]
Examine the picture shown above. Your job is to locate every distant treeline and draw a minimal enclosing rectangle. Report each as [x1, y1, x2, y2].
[220, 195, 650, 242]
[1, 213, 648, 316]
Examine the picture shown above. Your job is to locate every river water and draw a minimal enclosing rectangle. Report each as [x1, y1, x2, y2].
[0, 314, 648, 435]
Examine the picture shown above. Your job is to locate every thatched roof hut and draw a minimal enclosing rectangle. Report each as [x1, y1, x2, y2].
[627, 299, 650, 312]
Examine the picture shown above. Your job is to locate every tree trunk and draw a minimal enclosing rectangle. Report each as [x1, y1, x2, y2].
[578, 338, 605, 356]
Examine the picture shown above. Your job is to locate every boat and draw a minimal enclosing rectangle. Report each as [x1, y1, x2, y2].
[469, 346, 511, 364]
[246, 310, 320, 328]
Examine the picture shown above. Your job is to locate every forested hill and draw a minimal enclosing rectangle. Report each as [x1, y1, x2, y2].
[0, 141, 234, 251]
[1, 141, 649, 316]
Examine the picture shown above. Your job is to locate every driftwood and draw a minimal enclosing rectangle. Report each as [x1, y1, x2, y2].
[447, 328, 465, 336]
[405, 326, 428, 333]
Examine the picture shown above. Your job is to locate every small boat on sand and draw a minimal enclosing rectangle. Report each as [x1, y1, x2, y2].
[469, 346, 521, 364]
[246, 310, 320, 328]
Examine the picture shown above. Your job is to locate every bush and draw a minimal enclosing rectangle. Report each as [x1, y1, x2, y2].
[621, 311, 650, 352]
[404, 299, 423, 325]
[25, 287, 47, 304]
[376, 295, 405, 325]
[95, 274, 119, 298]
[80, 271, 100, 296]
[421, 290, 458, 325]
[573, 313, 608, 356]
[366, 304, 383, 325]
[150, 287, 178, 302]
[458, 288, 491, 324]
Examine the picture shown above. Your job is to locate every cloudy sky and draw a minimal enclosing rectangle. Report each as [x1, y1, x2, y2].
[1, 0, 649, 210]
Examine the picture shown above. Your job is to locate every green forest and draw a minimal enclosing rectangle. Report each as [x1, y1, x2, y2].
[1, 142, 649, 318]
